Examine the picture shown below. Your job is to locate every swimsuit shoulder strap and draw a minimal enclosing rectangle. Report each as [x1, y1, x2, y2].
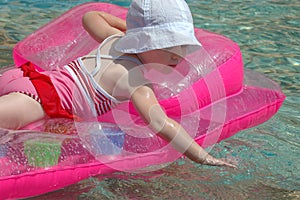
[82, 34, 142, 76]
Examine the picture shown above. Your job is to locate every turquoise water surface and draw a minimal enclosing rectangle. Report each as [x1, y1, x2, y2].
[0, 0, 299, 199]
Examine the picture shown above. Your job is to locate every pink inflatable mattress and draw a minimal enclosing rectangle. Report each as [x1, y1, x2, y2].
[0, 2, 285, 199]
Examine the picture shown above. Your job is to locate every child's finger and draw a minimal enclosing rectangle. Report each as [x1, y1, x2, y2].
[218, 159, 238, 169]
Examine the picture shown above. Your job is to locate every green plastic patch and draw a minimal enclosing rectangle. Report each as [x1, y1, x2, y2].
[24, 139, 62, 167]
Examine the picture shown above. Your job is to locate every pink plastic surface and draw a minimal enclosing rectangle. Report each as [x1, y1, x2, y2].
[0, 2, 285, 199]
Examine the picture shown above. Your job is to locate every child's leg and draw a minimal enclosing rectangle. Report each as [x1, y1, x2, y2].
[0, 68, 45, 129]
[0, 92, 45, 129]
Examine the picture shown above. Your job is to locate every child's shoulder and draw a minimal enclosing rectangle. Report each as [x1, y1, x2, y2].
[99, 56, 145, 101]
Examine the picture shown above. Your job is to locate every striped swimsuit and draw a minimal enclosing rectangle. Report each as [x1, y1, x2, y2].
[0, 34, 142, 120]
[64, 34, 142, 117]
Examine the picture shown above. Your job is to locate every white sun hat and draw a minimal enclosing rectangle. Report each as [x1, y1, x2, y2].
[114, 0, 201, 54]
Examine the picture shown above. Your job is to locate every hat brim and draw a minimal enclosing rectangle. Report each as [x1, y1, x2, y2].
[114, 22, 201, 54]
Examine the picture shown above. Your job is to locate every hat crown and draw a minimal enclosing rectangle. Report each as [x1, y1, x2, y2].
[126, 0, 193, 30]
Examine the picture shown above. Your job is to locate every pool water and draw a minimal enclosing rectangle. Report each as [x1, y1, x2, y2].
[0, 0, 299, 199]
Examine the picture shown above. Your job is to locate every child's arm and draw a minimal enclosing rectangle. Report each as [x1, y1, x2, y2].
[82, 11, 126, 43]
[130, 85, 237, 168]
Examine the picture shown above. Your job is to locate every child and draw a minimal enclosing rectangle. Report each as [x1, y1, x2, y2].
[0, 0, 236, 168]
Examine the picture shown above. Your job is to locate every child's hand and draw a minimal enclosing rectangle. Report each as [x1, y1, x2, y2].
[202, 154, 238, 169]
